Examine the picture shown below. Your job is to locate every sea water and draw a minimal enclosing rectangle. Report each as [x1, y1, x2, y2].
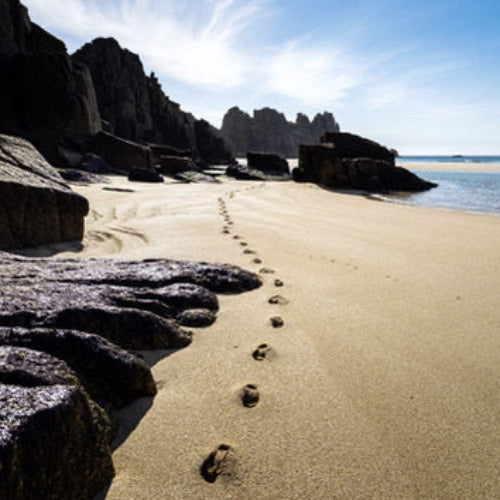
[396, 156, 500, 215]
[390, 169, 500, 215]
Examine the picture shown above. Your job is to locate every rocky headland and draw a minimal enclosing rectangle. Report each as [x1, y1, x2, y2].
[73, 38, 233, 165]
[220, 106, 340, 158]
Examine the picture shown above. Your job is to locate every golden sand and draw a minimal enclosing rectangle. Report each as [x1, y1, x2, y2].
[404, 161, 500, 173]
[56, 176, 499, 498]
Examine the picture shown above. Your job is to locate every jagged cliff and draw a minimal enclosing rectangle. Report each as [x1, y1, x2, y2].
[220, 106, 340, 158]
[73, 38, 233, 164]
[0, 0, 101, 162]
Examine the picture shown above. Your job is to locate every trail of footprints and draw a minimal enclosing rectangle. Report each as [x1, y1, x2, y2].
[200, 192, 289, 483]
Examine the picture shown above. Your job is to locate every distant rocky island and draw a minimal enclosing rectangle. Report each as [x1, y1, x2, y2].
[220, 106, 340, 158]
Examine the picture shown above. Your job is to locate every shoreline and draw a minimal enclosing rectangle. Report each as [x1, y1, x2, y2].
[49, 176, 500, 498]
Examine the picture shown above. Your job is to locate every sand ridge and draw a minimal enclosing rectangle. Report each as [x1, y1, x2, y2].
[54, 176, 499, 498]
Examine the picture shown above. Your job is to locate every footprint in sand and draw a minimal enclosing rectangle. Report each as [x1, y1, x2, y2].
[259, 267, 275, 274]
[222, 228, 230, 234]
[239, 242, 248, 246]
[241, 384, 260, 408]
[233, 235, 241, 240]
[274, 279, 283, 287]
[270, 316, 284, 328]
[252, 343, 272, 361]
[243, 249, 255, 254]
[253, 258, 262, 264]
[268, 295, 289, 305]
[200, 444, 234, 483]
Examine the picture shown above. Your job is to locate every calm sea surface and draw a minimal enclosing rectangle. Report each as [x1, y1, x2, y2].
[395, 156, 500, 215]
[389, 170, 500, 215]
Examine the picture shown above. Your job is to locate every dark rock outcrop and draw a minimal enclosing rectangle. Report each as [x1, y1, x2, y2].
[128, 168, 164, 183]
[0, 383, 114, 499]
[0, 0, 101, 163]
[0, 345, 80, 388]
[0, 253, 261, 349]
[157, 156, 199, 176]
[0, 327, 156, 409]
[89, 131, 151, 171]
[221, 106, 340, 158]
[295, 140, 437, 193]
[73, 38, 233, 164]
[342, 158, 437, 192]
[0, 134, 89, 249]
[194, 119, 234, 165]
[226, 163, 269, 181]
[247, 152, 289, 175]
[321, 132, 395, 165]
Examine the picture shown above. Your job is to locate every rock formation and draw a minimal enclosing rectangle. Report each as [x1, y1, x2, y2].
[247, 152, 289, 175]
[0, 0, 101, 163]
[73, 38, 233, 164]
[321, 132, 395, 164]
[294, 133, 437, 193]
[0, 252, 260, 495]
[0, 134, 89, 249]
[0, 382, 114, 499]
[220, 106, 340, 158]
[0, 327, 156, 410]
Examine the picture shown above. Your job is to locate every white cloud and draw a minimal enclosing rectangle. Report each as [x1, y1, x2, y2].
[23, 0, 365, 102]
[24, 0, 269, 89]
[263, 39, 361, 106]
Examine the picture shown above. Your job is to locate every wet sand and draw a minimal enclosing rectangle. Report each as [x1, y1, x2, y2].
[58, 177, 499, 498]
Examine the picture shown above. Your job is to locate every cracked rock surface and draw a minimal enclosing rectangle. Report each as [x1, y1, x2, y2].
[0, 252, 260, 496]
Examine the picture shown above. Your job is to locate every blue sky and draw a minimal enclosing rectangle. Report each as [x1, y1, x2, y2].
[24, 0, 500, 154]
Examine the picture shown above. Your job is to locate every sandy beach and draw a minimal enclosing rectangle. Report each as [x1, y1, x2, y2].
[54, 176, 500, 498]
[403, 161, 500, 173]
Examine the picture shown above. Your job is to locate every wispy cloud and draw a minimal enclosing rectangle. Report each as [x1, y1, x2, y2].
[23, 0, 365, 101]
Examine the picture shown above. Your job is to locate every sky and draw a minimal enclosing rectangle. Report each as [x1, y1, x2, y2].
[23, 0, 500, 154]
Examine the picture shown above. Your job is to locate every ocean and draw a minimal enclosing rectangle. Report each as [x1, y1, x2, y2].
[395, 156, 500, 215]
[388, 169, 500, 215]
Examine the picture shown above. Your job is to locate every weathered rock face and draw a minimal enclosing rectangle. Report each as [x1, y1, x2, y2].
[0, 134, 89, 249]
[194, 119, 234, 164]
[295, 141, 437, 193]
[0, 328, 156, 409]
[220, 106, 340, 158]
[0, 254, 261, 350]
[0, 383, 114, 499]
[295, 144, 342, 186]
[321, 132, 395, 165]
[89, 131, 151, 171]
[128, 168, 164, 183]
[0, 0, 101, 163]
[342, 158, 437, 192]
[73, 38, 233, 164]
